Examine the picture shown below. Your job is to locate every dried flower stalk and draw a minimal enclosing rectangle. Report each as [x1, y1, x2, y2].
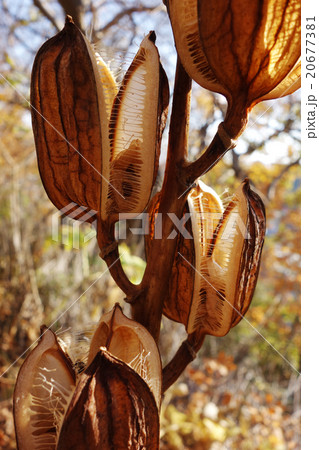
[23, 2, 301, 447]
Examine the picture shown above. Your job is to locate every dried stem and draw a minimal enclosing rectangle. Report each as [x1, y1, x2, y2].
[131, 58, 192, 341]
[182, 123, 235, 185]
[98, 219, 140, 299]
[162, 330, 205, 393]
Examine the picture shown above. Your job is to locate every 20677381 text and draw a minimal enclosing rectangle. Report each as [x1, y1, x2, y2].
[305, 16, 317, 138]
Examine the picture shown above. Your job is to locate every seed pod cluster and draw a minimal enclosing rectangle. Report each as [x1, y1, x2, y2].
[31, 17, 169, 223]
[13, 306, 161, 449]
[151, 180, 266, 337]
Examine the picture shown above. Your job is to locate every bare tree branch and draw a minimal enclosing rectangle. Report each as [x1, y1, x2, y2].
[96, 6, 156, 35]
[33, 0, 60, 31]
[267, 157, 301, 200]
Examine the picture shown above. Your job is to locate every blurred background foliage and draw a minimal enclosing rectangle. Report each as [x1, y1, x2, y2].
[0, 0, 300, 448]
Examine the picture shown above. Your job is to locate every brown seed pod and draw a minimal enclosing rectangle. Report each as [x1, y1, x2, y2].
[146, 182, 224, 328]
[166, 0, 300, 137]
[147, 181, 265, 337]
[13, 327, 76, 450]
[31, 19, 168, 223]
[188, 179, 266, 336]
[168, 182, 224, 327]
[57, 349, 160, 450]
[198, 0, 301, 107]
[31, 16, 117, 218]
[87, 304, 162, 408]
[103, 31, 169, 219]
[166, 0, 229, 97]
[145, 191, 196, 325]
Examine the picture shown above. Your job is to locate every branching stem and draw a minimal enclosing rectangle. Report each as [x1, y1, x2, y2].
[131, 58, 192, 341]
[98, 219, 140, 299]
[162, 330, 205, 393]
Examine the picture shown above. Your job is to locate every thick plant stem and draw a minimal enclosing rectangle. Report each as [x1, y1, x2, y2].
[131, 58, 192, 341]
[101, 244, 140, 300]
[162, 330, 205, 393]
[97, 219, 140, 299]
[182, 123, 234, 185]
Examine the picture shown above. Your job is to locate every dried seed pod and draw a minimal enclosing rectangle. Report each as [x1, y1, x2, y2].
[145, 191, 195, 325]
[229, 182, 266, 327]
[166, 0, 300, 137]
[198, 0, 300, 107]
[102, 31, 169, 219]
[258, 57, 301, 102]
[188, 179, 266, 336]
[167, 182, 224, 326]
[87, 304, 162, 408]
[146, 182, 223, 327]
[32, 19, 168, 224]
[166, 0, 228, 97]
[58, 349, 160, 450]
[31, 16, 117, 216]
[147, 181, 265, 337]
[13, 326, 76, 450]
